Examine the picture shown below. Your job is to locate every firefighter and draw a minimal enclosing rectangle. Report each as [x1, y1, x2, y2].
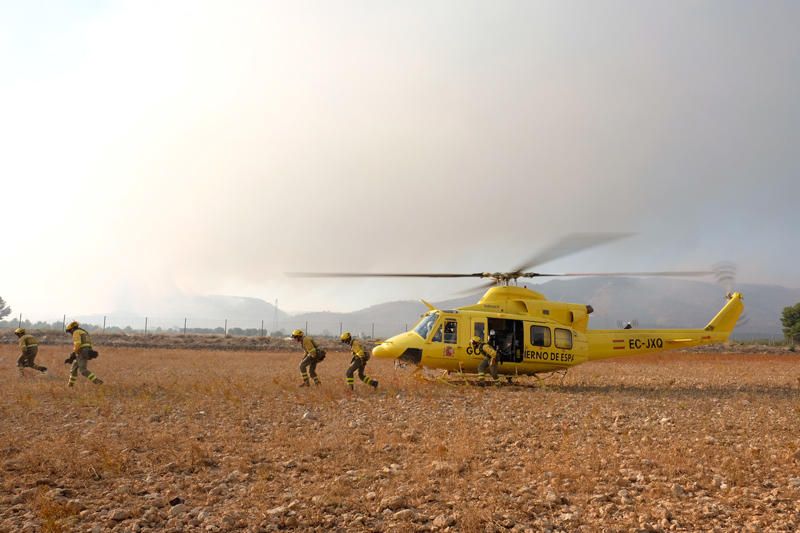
[340, 332, 378, 390]
[292, 329, 323, 386]
[471, 335, 500, 385]
[14, 328, 47, 374]
[64, 321, 103, 387]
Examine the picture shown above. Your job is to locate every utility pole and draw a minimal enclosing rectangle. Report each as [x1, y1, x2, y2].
[102, 316, 106, 334]
[371, 323, 375, 339]
[144, 317, 148, 336]
[273, 299, 278, 333]
[18, 313, 22, 328]
[224, 319, 228, 336]
[62, 314, 66, 331]
[183, 318, 187, 336]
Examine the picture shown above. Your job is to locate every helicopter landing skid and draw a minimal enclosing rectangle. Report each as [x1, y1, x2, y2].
[532, 368, 569, 388]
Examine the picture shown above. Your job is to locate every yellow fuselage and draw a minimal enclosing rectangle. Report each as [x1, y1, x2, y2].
[372, 286, 744, 376]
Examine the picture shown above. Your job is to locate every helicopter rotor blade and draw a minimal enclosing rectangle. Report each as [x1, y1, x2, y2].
[520, 270, 714, 278]
[286, 272, 486, 279]
[712, 261, 738, 293]
[511, 232, 635, 274]
[451, 280, 497, 296]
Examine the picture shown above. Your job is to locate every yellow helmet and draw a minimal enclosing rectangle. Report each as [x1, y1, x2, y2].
[14, 327, 26, 336]
[291, 329, 304, 338]
[340, 331, 352, 343]
[471, 336, 481, 345]
[66, 320, 79, 332]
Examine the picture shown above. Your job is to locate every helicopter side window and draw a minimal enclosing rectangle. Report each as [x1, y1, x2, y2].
[554, 328, 573, 350]
[531, 326, 551, 347]
[443, 320, 458, 344]
[432, 326, 442, 342]
[413, 312, 439, 340]
[473, 322, 485, 341]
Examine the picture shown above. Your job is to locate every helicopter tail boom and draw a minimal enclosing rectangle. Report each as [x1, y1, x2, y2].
[586, 292, 744, 360]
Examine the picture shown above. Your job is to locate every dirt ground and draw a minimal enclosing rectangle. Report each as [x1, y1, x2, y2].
[1, 347, 800, 533]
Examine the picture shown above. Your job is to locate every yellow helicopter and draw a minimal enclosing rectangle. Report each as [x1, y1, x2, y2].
[289, 234, 744, 379]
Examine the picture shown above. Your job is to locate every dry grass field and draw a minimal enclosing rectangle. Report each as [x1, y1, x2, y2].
[2, 347, 800, 533]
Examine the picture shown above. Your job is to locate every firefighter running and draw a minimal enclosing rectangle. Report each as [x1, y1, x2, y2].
[14, 328, 47, 374]
[471, 335, 500, 386]
[293, 329, 324, 386]
[340, 332, 378, 390]
[64, 321, 103, 387]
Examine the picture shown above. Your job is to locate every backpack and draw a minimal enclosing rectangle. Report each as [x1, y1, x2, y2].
[87, 349, 100, 360]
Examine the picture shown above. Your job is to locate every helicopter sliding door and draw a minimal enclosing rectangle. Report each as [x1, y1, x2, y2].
[487, 318, 524, 363]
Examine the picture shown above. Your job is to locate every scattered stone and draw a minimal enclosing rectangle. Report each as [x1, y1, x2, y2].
[394, 509, 414, 520]
[169, 504, 187, 517]
[110, 509, 132, 521]
[379, 495, 406, 511]
[433, 514, 456, 528]
[267, 505, 287, 516]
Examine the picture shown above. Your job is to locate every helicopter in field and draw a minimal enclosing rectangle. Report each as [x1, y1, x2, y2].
[288, 234, 744, 379]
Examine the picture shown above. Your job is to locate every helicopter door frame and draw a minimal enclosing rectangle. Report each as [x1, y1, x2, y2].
[487, 317, 525, 364]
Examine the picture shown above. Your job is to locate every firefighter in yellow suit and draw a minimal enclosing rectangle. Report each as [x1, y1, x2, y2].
[14, 328, 47, 374]
[65, 321, 103, 387]
[471, 335, 500, 385]
[292, 329, 322, 386]
[340, 332, 378, 390]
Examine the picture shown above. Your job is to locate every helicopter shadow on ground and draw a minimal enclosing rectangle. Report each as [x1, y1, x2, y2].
[505, 381, 800, 401]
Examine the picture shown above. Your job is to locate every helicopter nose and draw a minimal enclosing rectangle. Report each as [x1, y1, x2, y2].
[372, 342, 398, 359]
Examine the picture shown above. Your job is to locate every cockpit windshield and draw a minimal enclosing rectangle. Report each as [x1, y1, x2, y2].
[413, 312, 439, 340]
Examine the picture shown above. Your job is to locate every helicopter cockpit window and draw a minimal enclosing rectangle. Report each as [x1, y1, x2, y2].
[413, 312, 439, 340]
[432, 326, 442, 342]
[530, 325, 551, 347]
[554, 328, 573, 350]
[443, 320, 458, 344]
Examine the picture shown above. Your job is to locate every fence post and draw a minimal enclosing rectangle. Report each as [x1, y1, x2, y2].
[371, 323, 375, 339]
[183, 318, 187, 336]
[305, 321, 308, 334]
[62, 314, 66, 331]
[102, 316, 106, 334]
[18, 313, 22, 328]
[339, 322, 342, 335]
[224, 319, 228, 336]
[144, 317, 148, 336]
[261, 319, 264, 337]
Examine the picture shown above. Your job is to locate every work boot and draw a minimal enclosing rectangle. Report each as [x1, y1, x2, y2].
[313, 378, 321, 386]
[299, 381, 310, 387]
[370, 380, 379, 389]
[93, 378, 104, 385]
[38, 366, 48, 373]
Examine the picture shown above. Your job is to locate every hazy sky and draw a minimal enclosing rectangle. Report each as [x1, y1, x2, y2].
[2, 1, 798, 318]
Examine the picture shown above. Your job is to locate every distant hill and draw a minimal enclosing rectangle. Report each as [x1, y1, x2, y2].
[65, 280, 798, 339]
[75, 295, 288, 331]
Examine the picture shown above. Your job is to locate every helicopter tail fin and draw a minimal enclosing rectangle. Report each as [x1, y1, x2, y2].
[704, 292, 744, 335]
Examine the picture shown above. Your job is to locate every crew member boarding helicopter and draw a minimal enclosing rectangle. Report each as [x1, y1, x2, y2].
[288, 234, 744, 379]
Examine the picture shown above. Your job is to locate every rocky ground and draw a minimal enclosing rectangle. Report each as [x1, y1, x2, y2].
[1, 347, 800, 532]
